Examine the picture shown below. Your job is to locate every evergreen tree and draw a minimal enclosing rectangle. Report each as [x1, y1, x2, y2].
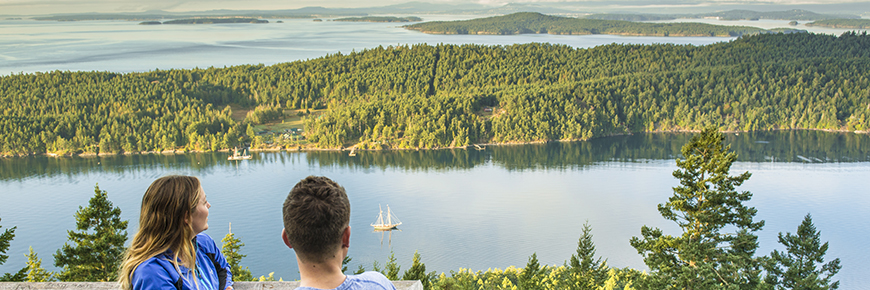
[630, 126, 765, 289]
[402, 251, 436, 289]
[341, 256, 352, 274]
[568, 221, 609, 288]
[764, 214, 841, 290]
[519, 252, 543, 290]
[53, 184, 128, 281]
[25, 247, 55, 282]
[0, 217, 26, 282]
[221, 224, 253, 281]
[0, 218, 14, 267]
[384, 251, 401, 280]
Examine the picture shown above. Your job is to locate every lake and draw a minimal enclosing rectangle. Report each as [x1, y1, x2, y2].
[1, 130, 869, 288]
[1, 15, 750, 76]
[2, 14, 869, 287]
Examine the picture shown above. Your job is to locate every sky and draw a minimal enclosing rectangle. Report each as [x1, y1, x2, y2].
[1, 0, 868, 16]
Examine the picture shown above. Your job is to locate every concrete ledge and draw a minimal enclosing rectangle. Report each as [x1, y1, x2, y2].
[0, 281, 423, 290]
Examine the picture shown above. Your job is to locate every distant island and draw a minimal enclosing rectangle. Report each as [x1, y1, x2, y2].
[334, 16, 422, 22]
[807, 18, 870, 29]
[583, 9, 856, 22]
[139, 18, 269, 25]
[405, 12, 766, 36]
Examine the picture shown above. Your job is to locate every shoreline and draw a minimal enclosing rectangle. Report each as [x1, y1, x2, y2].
[2, 128, 867, 159]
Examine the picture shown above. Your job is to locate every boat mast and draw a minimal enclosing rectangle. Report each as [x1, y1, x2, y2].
[386, 205, 392, 226]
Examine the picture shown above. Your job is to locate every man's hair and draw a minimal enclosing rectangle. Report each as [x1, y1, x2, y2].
[283, 176, 351, 263]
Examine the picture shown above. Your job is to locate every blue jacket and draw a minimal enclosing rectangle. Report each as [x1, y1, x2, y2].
[132, 233, 234, 290]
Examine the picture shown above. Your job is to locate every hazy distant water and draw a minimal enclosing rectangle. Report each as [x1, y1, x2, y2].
[3, 16, 866, 76]
[0, 15, 739, 75]
[1, 131, 869, 288]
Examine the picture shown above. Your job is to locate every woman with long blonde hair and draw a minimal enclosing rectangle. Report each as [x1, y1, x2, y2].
[119, 175, 233, 290]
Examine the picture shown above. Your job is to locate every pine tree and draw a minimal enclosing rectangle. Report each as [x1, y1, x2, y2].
[569, 221, 609, 288]
[519, 253, 543, 290]
[384, 251, 401, 280]
[630, 126, 765, 289]
[764, 214, 841, 290]
[402, 251, 436, 289]
[221, 224, 253, 281]
[25, 247, 55, 282]
[53, 184, 128, 281]
[342, 256, 352, 274]
[0, 218, 14, 267]
[0, 217, 26, 282]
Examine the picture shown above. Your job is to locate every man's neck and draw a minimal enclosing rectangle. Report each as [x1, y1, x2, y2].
[297, 255, 347, 289]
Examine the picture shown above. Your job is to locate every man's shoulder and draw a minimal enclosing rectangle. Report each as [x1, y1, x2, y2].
[341, 272, 396, 290]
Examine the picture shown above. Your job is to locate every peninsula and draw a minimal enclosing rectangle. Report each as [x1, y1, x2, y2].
[404, 12, 765, 36]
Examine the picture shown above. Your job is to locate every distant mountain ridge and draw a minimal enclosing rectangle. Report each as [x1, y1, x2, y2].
[28, 2, 859, 22]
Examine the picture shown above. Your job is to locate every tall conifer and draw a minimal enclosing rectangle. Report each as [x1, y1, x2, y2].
[569, 221, 609, 288]
[25, 247, 55, 282]
[221, 224, 253, 281]
[0, 218, 26, 282]
[630, 126, 764, 289]
[764, 214, 841, 289]
[53, 184, 128, 281]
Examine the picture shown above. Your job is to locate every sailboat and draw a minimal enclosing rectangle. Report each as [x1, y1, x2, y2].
[227, 147, 252, 160]
[371, 204, 402, 230]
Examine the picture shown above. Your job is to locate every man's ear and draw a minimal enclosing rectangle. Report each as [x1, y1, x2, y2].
[341, 225, 351, 248]
[281, 228, 293, 249]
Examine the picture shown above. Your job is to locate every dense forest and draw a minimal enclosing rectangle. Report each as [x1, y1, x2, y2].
[404, 12, 766, 36]
[584, 9, 857, 22]
[2, 32, 870, 156]
[334, 16, 422, 22]
[808, 18, 870, 29]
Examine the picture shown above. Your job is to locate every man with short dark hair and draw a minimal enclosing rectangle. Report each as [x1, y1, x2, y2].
[282, 176, 397, 290]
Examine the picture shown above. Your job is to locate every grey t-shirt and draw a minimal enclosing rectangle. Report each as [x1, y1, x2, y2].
[295, 271, 397, 290]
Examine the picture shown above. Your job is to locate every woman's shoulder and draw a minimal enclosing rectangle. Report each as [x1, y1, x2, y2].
[194, 233, 220, 252]
[132, 255, 179, 287]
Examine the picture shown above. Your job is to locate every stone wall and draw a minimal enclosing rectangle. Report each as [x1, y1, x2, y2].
[0, 281, 423, 290]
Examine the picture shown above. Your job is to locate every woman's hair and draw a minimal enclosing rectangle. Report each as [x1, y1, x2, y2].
[118, 175, 204, 289]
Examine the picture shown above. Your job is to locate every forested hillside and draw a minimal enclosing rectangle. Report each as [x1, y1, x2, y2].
[1, 32, 869, 155]
[404, 12, 766, 36]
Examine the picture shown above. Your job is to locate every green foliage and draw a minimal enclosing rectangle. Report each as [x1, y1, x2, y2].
[0, 218, 26, 282]
[569, 222, 609, 288]
[405, 12, 764, 36]
[221, 226, 254, 282]
[764, 214, 841, 290]
[257, 272, 279, 281]
[53, 184, 128, 282]
[807, 19, 870, 29]
[0, 267, 26, 282]
[0, 217, 14, 266]
[3, 33, 870, 154]
[630, 126, 765, 289]
[518, 253, 543, 290]
[385, 251, 401, 281]
[25, 247, 56, 282]
[355, 264, 366, 275]
[402, 251, 436, 289]
[342, 256, 352, 274]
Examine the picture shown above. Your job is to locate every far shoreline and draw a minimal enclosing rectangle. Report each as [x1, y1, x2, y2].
[3, 128, 867, 159]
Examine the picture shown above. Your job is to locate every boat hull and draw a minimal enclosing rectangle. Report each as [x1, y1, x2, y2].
[371, 224, 399, 230]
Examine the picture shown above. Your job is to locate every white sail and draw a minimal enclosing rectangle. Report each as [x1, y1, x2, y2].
[371, 204, 401, 230]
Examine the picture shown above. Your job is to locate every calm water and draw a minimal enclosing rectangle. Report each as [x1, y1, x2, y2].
[0, 15, 741, 75]
[1, 131, 869, 288]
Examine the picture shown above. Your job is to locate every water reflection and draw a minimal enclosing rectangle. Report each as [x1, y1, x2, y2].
[374, 229, 400, 247]
[1, 130, 868, 181]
